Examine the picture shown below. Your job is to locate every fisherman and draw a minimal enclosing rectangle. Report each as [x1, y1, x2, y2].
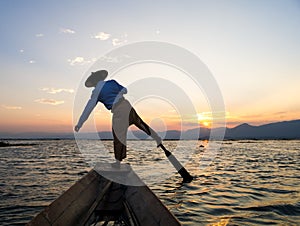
[74, 70, 162, 168]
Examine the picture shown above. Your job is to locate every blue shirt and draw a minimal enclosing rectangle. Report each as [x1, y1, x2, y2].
[98, 80, 127, 110]
[76, 80, 127, 128]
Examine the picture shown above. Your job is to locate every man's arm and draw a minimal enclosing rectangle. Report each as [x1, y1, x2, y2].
[75, 90, 99, 131]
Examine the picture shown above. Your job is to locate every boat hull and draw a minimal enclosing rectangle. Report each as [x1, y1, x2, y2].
[27, 163, 181, 226]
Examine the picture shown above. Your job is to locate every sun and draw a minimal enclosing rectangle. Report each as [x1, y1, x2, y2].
[197, 112, 212, 127]
[203, 121, 210, 127]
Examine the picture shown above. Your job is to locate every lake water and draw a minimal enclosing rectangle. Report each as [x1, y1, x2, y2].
[0, 140, 299, 225]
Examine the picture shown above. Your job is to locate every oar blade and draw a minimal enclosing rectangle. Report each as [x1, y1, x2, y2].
[159, 144, 193, 183]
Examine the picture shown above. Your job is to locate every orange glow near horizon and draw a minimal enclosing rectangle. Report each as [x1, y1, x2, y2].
[197, 112, 212, 128]
[1, 104, 300, 133]
[1, 114, 299, 133]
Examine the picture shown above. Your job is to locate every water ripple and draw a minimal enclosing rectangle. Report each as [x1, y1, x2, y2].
[0, 140, 300, 225]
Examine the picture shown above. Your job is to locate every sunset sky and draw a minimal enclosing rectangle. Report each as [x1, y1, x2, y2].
[0, 0, 299, 133]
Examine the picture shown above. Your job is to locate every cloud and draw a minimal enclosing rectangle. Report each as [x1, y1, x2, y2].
[112, 33, 128, 46]
[92, 32, 111, 40]
[35, 33, 44, 38]
[29, 60, 36, 64]
[238, 113, 263, 119]
[274, 111, 287, 115]
[2, 105, 22, 110]
[60, 28, 75, 34]
[67, 56, 96, 66]
[197, 111, 231, 121]
[40, 87, 74, 94]
[98, 54, 131, 63]
[35, 99, 64, 105]
[20, 49, 24, 53]
[99, 56, 119, 63]
[91, 32, 127, 45]
[112, 38, 127, 46]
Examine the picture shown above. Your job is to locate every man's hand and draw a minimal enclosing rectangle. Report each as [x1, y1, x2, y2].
[74, 125, 80, 132]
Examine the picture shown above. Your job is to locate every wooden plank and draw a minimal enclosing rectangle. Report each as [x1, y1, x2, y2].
[125, 171, 181, 226]
[94, 162, 144, 186]
[27, 170, 108, 226]
[79, 180, 112, 225]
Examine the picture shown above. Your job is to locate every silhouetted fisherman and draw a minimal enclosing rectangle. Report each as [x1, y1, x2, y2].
[75, 70, 162, 168]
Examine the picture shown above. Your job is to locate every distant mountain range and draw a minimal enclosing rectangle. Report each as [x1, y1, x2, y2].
[223, 120, 300, 139]
[0, 120, 299, 140]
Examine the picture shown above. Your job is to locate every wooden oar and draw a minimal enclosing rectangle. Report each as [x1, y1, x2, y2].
[158, 144, 193, 183]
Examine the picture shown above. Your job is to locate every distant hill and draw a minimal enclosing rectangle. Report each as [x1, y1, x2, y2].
[0, 120, 299, 140]
[224, 120, 300, 139]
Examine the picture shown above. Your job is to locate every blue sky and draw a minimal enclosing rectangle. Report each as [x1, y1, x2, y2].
[0, 0, 299, 132]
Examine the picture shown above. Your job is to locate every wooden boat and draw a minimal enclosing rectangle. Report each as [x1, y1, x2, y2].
[27, 163, 181, 226]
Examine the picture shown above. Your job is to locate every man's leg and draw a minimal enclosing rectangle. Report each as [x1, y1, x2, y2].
[112, 129, 127, 162]
[112, 100, 131, 167]
[111, 129, 126, 168]
[129, 107, 162, 146]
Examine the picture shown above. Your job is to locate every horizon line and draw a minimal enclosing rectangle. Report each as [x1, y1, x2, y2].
[0, 118, 299, 134]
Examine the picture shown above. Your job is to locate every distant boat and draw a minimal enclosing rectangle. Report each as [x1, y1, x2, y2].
[0, 141, 9, 147]
[0, 141, 37, 147]
[27, 163, 181, 226]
